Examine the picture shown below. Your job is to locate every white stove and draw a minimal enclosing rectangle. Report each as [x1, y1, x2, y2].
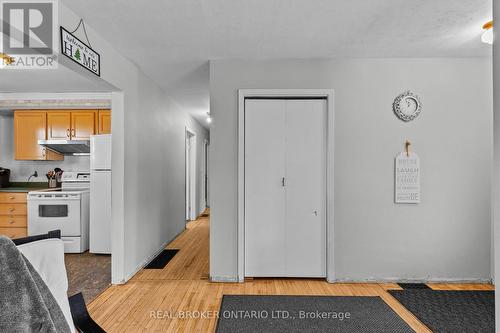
[27, 172, 90, 253]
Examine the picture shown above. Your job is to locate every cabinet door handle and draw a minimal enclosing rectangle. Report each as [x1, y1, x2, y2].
[8, 196, 15, 200]
[8, 208, 15, 212]
[281, 177, 286, 187]
[71, 129, 76, 137]
[42, 148, 46, 157]
[9, 220, 14, 225]
[67, 129, 71, 138]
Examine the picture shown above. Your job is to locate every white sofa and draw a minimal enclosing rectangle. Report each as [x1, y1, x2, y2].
[18, 238, 76, 332]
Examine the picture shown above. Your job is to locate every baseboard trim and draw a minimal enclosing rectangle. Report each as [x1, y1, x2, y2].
[210, 275, 239, 283]
[208, 276, 492, 284]
[333, 277, 493, 284]
[118, 228, 187, 284]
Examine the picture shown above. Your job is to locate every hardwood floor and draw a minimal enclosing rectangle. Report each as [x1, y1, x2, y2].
[88, 214, 494, 332]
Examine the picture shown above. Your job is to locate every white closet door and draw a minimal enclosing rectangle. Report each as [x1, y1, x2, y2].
[245, 99, 287, 276]
[285, 100, 326, 277]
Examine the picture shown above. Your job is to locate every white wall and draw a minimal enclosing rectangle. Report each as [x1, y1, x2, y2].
[210, 58, 492, 282]
[56, 3, 208, 282]
[125, 75, 209, 276]
[0, 112, 90, 181]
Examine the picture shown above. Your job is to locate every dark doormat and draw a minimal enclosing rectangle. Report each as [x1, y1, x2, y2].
[389, 290, 494, 333]
[65, 252, 111, 303]
[397, 283, 430, 290]
[215, 295, 414, 333]
[144, 249, 179, 269]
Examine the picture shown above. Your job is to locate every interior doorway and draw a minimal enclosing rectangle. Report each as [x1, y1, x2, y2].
[186, 128, 197, 221]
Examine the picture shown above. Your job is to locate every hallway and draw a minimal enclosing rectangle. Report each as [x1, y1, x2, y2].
[88, 214, 493, 332]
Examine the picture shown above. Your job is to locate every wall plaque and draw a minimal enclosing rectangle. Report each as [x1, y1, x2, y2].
[60, 26, 100, 76]
[395, 151, 420, 204]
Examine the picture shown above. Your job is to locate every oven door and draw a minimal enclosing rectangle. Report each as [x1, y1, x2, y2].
[28, 193, 81, 237]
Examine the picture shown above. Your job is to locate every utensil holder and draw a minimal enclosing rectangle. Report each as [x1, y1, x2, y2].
[48, 179, 57, 188]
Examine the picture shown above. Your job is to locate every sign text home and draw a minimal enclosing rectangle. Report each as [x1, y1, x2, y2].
[60, 26, 100, 76]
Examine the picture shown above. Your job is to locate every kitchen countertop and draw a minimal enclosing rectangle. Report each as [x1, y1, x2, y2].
[0, 182, 51, 192]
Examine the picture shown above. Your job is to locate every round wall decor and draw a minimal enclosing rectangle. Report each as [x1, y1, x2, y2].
[393, 91, 422, 122]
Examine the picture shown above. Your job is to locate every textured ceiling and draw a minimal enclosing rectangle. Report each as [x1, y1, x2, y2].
[61, 0, 492, 126]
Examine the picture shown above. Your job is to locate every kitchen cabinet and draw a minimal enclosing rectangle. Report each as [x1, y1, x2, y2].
[0, 192, 28, 203]
[0, 203, 27, 215]
[0, 192, 27, 239]
[46, 110, 97, 140]
[98, 110, 111, 134]
[47, 112, 71, 139]
[0, 227, 27, 239]
[71, 111, 97, 140]
[14, 111, 63, 161]
[14, 109, 106, 160]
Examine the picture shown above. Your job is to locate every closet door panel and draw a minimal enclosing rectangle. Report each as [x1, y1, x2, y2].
[285, 100, 327, 277]
[245, 100, 286, 277]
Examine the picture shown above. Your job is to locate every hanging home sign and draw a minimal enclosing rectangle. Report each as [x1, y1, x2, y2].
[395, 151, 420, 204]
[60, 26, 100, 76]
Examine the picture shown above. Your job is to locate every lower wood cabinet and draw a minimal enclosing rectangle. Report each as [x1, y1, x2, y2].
[0, 227, 27, 239]
[0, 203, 27, 215]
[0, 192, 27, 239]
[0, 192, 28, 203]
[0, 216, 27, 228]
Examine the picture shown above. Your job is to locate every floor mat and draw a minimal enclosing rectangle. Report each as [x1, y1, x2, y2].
[397, 283, 430, 290]
[65, 251, 111, 303]
[389, 290, 494, 333]
[216, 295, 414, 333]
[144, 249, 179, 269]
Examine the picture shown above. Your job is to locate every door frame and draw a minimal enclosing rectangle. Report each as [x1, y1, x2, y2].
[203, 139, 210, 208]
[237, 89, 335, 283]
[185, 127, 197, 221]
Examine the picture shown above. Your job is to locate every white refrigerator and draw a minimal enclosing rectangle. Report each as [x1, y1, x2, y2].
[90, 134, 112, 254]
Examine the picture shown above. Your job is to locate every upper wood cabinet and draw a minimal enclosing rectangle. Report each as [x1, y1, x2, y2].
[14, 111, 63, 161]
[98, 110, 111, 134]
[14, 109, 109, 160]
[46, 110, 97, 140]
[71, 111, 97, 140]
[47, 112, 71, 140]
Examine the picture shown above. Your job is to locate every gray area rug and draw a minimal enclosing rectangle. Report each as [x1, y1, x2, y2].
[389, 290, 494, 333]
[65, 252, 111, 303]
[216, 295, 414, 333]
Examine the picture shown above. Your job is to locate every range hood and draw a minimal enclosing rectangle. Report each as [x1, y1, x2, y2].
[38, 140, 90, 155]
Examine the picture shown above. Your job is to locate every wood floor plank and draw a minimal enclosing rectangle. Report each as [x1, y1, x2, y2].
[88, 214, 494, 332]
[428, 283, 494, 291]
